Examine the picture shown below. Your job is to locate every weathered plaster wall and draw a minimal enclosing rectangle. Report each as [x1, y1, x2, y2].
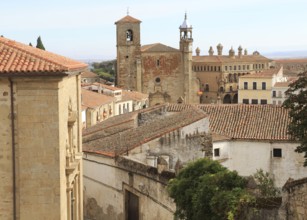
[213, 140, 306, 187]
[0, 78, 14, 219]
[129, 117, 210, 169]
[83, 155, 175, 220]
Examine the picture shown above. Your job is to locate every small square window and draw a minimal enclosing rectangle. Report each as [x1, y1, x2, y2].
[243, 99, 249, 104]
[273, 148, 282, 157]
[251, 99, 258, 104]
[214, 148, 220, 157]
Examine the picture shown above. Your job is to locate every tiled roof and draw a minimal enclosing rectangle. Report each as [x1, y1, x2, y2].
[167, 104, 291, 141]
[81, 89, 115, 108]
[81, 71, 99, 78]
[0, 36, 87, 75]
[141, 43, 179, 53]
[193, 54, 272, 64]
[83, 107, 207, 157]
[240, 68, 280, 78]
[122, 90, 148, 101]
[92, 82, 122, 91]
[274, 77, 298, 87]
[115, 15, 141, 24]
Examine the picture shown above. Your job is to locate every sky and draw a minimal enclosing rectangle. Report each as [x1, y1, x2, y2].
[1, 0, 307, 61]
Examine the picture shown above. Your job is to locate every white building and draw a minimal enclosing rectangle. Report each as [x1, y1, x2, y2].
[167, 104, 307, 188]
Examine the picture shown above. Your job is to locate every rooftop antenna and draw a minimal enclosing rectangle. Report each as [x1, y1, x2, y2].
[127, 7, 129, 15]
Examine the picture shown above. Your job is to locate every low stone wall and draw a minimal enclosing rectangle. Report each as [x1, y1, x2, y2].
[282, 177, 307, 219]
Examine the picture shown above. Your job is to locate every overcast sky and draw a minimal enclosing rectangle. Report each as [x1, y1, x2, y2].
[1, 0, 307, 60]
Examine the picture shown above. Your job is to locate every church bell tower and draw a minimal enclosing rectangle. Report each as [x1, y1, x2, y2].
[179, 13, 196, 103]
[115, 14, 142, 91]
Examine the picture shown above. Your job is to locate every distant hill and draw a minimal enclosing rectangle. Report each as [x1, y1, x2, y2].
[264, 50, 307, 59]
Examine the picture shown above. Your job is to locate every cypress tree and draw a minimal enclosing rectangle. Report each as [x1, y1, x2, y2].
[36, 36, 45, 50]
[29, 42, 33, 47]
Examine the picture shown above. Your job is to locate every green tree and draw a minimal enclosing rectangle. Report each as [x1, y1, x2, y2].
[253, 169, 280, 198]
[283, 71, 307, 166]
[29, 42, 33, 47]
[36, 36, 45, 50]
[167, 158, 254, 220]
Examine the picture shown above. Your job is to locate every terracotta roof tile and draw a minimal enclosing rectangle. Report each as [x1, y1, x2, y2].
[82, 89, 115, 108]
[83, 107, 207, 157]
[240, 68, 281, 78]
[92, 82, 122, 91]
[141, 43, 179, 53]
[115, 15, 141, 24]
[193, 54, 272, 64]
[0, 36, 87, 75]
[81, 71, 98, 78]
[167, 104, 291, 141]
[122, 90, 148, 101]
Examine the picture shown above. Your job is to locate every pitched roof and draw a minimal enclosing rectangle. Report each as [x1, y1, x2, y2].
[115, 15, 141, 24]
[81, 71, 99, 78]
[92, 82, 122, 91]
[0, 36, 87, 75]
[240, 68, 281, 78]
[82, 89, 115, 108]
[83, 107, 207, 157]
[141, 43, 179, 53]
[122, 90, 148, 101]
[193, 54, 272, 64]
[167, 104, 291, 141]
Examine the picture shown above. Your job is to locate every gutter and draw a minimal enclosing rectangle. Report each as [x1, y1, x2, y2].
[9, 77, 17, 220]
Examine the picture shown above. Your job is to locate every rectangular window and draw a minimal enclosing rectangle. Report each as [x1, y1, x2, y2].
[262, 82, 266, 90]
[244, 82, 248, 90]
[225, 66, 228, 71]
[229, 66, 232, 71]
[234, 66, 237, 70]
[272, 91, 276, 97]
[260, 99, 267, 104]
[253, 82, 257, 90]
[243, 99, 249, 104]
[251, 99, 258, 104]
[247, 65, 250, 70]
[273, 148, 282, 158]
[214, 148, 220, 157]
[243, 65, 246, 70]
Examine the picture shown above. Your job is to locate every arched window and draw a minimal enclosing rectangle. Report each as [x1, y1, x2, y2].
[126, 30, 133, 41]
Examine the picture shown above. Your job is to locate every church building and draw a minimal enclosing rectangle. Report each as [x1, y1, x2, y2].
[115, 13, 273, 105]
[115, 13, 200, 106]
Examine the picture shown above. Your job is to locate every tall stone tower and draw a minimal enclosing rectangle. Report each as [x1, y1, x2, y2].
[179, 13, 197, 103]
[115, 15, 142, 91]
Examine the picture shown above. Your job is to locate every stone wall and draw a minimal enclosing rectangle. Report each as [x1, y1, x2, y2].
[83, 155, 176, 220]
[282, 177, 307, 219]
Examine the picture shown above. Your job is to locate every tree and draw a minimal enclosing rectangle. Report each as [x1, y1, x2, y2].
[283, 71, 307, 166]
[36, 36, 45, 50]
[29, 42, 33, 47]
[167, 159, 254, 220]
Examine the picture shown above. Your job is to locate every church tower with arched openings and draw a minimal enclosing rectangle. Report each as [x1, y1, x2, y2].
[115, 14, 142, 91]
[179, 13, 199, 103]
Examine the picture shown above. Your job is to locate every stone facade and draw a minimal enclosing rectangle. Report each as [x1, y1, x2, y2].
[0, 37, 86, 220]
[115, 14, 199, 105]
[82, 105, 211, 220]
[194, 47, 273, 104]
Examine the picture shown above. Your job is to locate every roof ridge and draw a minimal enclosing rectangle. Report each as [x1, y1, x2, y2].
[1, 39, 68, 70]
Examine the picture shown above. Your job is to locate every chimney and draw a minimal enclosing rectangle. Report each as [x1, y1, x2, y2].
[209, 46, 214, 56]
[195, 47, 200, 56]
[217, 43, 223, 56]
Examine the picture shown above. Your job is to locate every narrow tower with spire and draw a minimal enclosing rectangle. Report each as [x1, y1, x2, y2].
[179, 13, 198, 103]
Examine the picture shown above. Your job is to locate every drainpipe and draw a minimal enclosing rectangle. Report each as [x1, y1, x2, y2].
[9, 77, 17, 220]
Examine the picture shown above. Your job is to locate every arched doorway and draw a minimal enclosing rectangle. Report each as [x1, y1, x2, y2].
[223, 94, 231, 104]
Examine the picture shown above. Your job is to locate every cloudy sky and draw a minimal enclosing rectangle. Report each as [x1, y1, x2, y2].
[1, 0, 307, 60]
